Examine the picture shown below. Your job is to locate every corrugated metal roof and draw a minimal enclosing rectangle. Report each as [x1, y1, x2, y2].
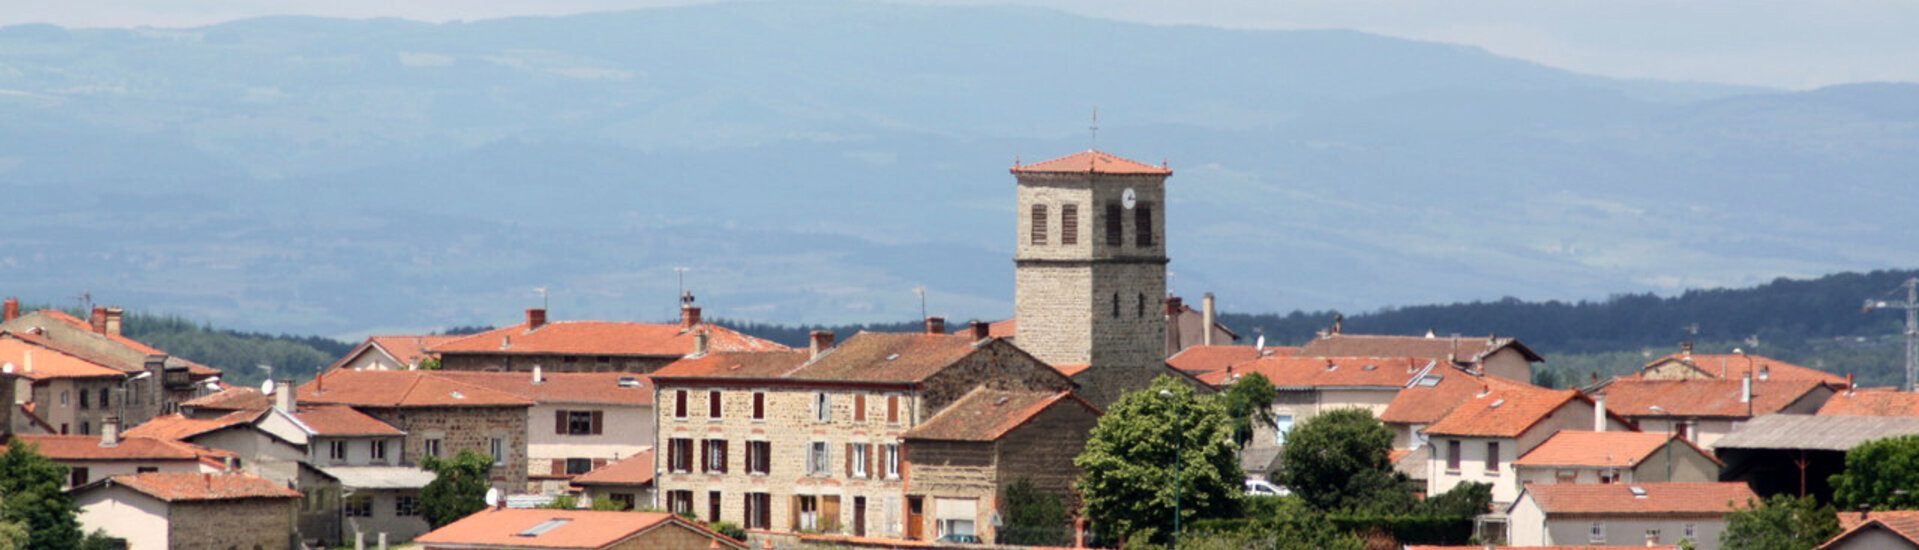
[1714, 414, 1919, 451]
[318, 465, 437, 489]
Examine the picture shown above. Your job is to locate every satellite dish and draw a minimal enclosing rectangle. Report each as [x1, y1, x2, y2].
[1121, 188, 1138, 210]
[261, 379, 275, 395]
[484, 488, 501, 507]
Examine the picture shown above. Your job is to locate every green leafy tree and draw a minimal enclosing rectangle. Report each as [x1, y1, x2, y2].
[1001, 478, 1072, 546]
[1720, 494, 1838, 550]
[1218, 373, 1276, 446]
[1180, 496, 1363, 550]
[0, 518, 26, 550]
[1077, 376, 1244, 545]
[76, 531, 125, 550]
[420, 450, 494, 528]
[538, 494, 580, 509]
[710, 521, 747, 541]
[1831, 434, 1919, 510]
[1275, 408, 1409, 511]
[0, 442, 84, 549]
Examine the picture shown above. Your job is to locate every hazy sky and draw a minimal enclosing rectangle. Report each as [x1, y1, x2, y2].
[3, 0, 1915, 89]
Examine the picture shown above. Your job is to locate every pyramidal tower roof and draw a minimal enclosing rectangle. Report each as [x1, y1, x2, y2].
[1011, 150, 1171, 175]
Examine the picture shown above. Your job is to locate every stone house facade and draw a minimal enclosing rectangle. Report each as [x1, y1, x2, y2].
[428, 307, 786, 374]
[1511, 431, 1721, 486]
[1, 305, 222, 427]
[297, 370, 533, 490]
[1505, 482, 1755, 550]
[73, 472, 302, 550]
[1421, 385, 1632, 505]
[903, 389, 1101, 542]
[427, 370, 656, 494]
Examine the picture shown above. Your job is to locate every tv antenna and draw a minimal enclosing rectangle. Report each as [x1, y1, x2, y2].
[1088, 106, 1099, 149]
[674, 267, 695, 307]
[1864, 277, 1919, 391]
[913, 286, 928, 320]
[534, 287, 549, 310]
[71, 290, 92, 312]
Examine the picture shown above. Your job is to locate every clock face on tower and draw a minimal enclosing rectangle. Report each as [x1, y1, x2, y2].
[1121, 188, 1137, 210]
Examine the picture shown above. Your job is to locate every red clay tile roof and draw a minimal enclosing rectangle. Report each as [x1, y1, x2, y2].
[371, 335, 461, 365]
[297, 370, 534, 408]
[415, 508, 745, 549]
[1197, 355, 1433, 389]
[1299, 333, 1543, 363]
[1379, 368, 1535, 425]
[1823, 514, 1919, 549]
[24, 311, 221, 377]
[904, 389, 1097, 441]
[181, 387, 271, 411]
[0, 334, 129, 380]
[570, 449, 654, 487]
[1424, 385, 1582, 438]
[98, 472, 300, 501]
[655, 333, 1052, 387]
[1011, 150, 1172, 175]
[1634, 353, 1845, 384]
[429, 371, 655, 406]
[1819, 390, 1919, 416]
[652, 350, 810, 379]
[3, 434, 237, 462]
[123, 410, 263, 441]
[1839, 510, 1919, 531]
[293, 405, 405, 436]
[430, 320, 786, 356]
[985, 319, 1016, 339]
[1053, 363, 1092, 377]
[1522, 482, 1756, 516]
[1601, 378, 1828, 418]
[1512, 431, 1715, 468]
[1167, 345, 1264, 375]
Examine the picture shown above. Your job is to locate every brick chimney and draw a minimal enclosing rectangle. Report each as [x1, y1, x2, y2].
[1164, 296, 1183, 316]
[681, 306, 702, 329]
[104, 307, 124, 336]
[924, 317, 945, 335]
[969, 320, 989, 341]
[526, 308, 547, 330]
[89, 306, 108, 334]
[2, 297, 17, 322]
[100, 416, 120, 448]
[275, 378, 296, 413]
[809, 331, 835, 360]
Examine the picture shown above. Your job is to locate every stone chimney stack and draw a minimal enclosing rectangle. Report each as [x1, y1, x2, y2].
[2, 297, 18, 322]
[526, 308, 547, 330]
[89, 306, 108, 334]
[1202, 293, 1218, 346]
[532, 365, 545, 385]
[969, 321, 990, 341]
[694, 330, 710, 356]
[275, 378, 296, 413]
[809, 331, 835, 360]
[104, 307, 124, 336]
[924, 317, 945, 335]
[100, 416, 120, 448]
[1594, 394, 1607, 432]
[681, 306, 702, 329]
[1741, 373, 1753, 404]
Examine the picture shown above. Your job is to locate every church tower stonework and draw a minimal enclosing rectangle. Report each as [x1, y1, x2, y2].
[1012, 150, 1172, 406]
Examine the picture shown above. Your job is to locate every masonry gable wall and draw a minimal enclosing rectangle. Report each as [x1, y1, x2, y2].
[168, 498, 299, 550]
[364, 406, 528, 490]
[917, 341, 1075, 422]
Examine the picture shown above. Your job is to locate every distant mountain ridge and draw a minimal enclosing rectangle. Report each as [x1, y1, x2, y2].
[1, 0, 1915, 336]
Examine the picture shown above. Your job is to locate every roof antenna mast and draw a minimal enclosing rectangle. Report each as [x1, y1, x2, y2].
[914, 286, 928, 321]
[674, 267, 695, 308]
[1088, 106, 1099, 150]
[1863, 277, 1919, 392]
[534, 286, 549, 311]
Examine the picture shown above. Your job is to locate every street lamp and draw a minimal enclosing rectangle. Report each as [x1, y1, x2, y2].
[1158, 389, 1183, 547]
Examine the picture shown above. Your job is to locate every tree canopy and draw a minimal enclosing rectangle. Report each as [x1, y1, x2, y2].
[1831, 434, 1919, 510]
[1076, 375, 1244, 545]
[1720, 494, 1839, 550]
[0, 442, 83, 550]
[1218, 373, 1276, 446]
[420, 450, 495, 529]
[1275, 408, 1409, 512]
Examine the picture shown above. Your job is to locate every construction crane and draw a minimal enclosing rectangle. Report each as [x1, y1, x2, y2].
[1864, 277, 1919, 392]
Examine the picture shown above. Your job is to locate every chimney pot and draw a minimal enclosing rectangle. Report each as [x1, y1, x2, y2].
[90, 306, 108, 334]
[924, 317, 945, 335]
[1594, 394, 1607, 432]
[694, 330, 710, 356]
[526, 308, 547, 330]
[2, 297, 18, 322]
[1201, 293, 1218, 346]
[99, 416, 120, 447]
[809, 331, 836, 360]
[1741, 373, 1753, 403]
[1164, 296, 1183, 317]
[969, 320, 989, 341]
[1332, 313, 1343, 335]
[275, 379, 296, 413]
[104, 307, 124, 336]
[681, 306, 702, 329]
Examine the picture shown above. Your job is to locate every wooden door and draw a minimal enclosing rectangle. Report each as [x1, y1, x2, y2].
[854, 496, 867, 536]
[907, 496, 924, 540]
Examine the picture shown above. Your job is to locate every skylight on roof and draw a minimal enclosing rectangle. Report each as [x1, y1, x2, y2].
[1628, 486, 1648, 498]
[518, 518, 572, 537]
[1489, 399, 1505, 408]
[450, 391, 466, 399]
[1416, 375, 1443, 387]
[618, 376, 640, 387]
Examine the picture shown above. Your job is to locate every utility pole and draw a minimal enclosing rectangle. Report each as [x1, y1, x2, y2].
[1864, 277, 1919, 392]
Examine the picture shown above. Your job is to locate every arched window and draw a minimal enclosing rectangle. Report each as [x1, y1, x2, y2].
[1061, 204, 1079, 245]
[1030, 204, 1048, 245]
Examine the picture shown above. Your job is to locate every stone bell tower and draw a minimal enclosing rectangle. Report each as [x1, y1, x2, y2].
[1011, 150, 1171, 405]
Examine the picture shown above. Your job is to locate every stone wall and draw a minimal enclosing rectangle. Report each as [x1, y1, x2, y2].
[367, 406, 528, 489]
[917, 341, 1075, 421]
[169, 498, 298, 550]
[606, 520, 729, 550]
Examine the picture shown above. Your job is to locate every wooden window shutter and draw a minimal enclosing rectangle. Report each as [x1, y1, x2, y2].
[753, 392, 765, 419]
[1030, 204, 1047, 245]
[844, 443, 854, 477]
[718, 441, 729, 473]
[710, 390, 722, 418]
[550, 458, 566, 476]
[590, 411, 603, 435]
[555, 410, 568, 434]
[675, 390, 687, 417]
[855, 395, 866, 422]
[866, 443, 876, 478]
[1061, 204, 1078, 245]
[887, 396, 899, 424]
[702, 440, 712, 473]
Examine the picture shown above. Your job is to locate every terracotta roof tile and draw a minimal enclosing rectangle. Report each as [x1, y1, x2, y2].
[1197, 355, 1433, 389]
[1817, 390, 1919, 416]
[3, 434, 237, 462]
[430, 320, 786, 356]
[655, 333, 1028, 386]
[985, 319, 1015, 339]
[35, 310, 168, 356]
[904, 389, 1096, 441]
[1601, 378, 1828, 419]
[1379, 368, 1535, 425]
[297, 370, 534, 408]
[429, 371, 655, 406]
[1839, 510, 1919, 531]
[570, 449, 654, 487]
[652, 350, 810, 379]
[370, 335, 461, 365]
[415, 508, 745, 549]
[1299, 333, 1543, 363]
[1633, 353, 1845, 384]
[1011, 150, 1172, 175]
[1424, 385, 1582, 438]
[293, 405, 405, 436]
[181, 386, 272, 411]
[1522, 482, 1756, 516]
[1823, 514, 1919, 549]
[1167, 345, 1286, 375]
[0, 334, 129, 380]
[123, 410, 262, 441]
[1513, 431, 1705, 468]
[99, 472, 300, 501]
[1053, 363, 1092, 377]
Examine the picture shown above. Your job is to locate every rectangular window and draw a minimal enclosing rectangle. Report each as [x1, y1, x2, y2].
[1135, 204, 1154, 246]
[1061, 204, 1079, 245]
[329, 440, 348, 460]
[424, 438, 443, 459]
[668, 491, 694, 516]
[70, 467, 89, 487]
[753, 392, 766, 420]
[747, 441, 772, 475]
[566, 458, 594, 475]
[345, 496, 372, 518]
[746, 493, 773, 529]
[98, 388, 109, 409]
[490, 437, 505, 466]
[1486, 441, 1500, 473]
[371, 440, 387, 461]
[884, 444, 901, 479]
[60, 391, 69, 407]
[710, 390, 723, 418]
[888, 395, 901, 425]
[1684, 523, 1697, 541]
[675, 390, 688, 418]
[1030, 204, 1048, 245]
[855, 394, 867, 422]
[809, 442, 831, 475]
[1105, 203, 1123, 245]
[704, 439, 729, 473]
[669, 438, 694, 473]
[1590, 522, 1605, 544]
[816, 393, 832, 423]
[1446, 440, 1461, 471]
[796, 495, 820, 531]
[78, 389, 88, 409]
[852, 443, 870, 478]
[136, 466, 158, 474]
[710, 491, 723, 523]
[1275, 415, 1295, 444]
[1646, 529, 1661, 544]
[565, 410, 596, 435]
[396, 496, 421, 517]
